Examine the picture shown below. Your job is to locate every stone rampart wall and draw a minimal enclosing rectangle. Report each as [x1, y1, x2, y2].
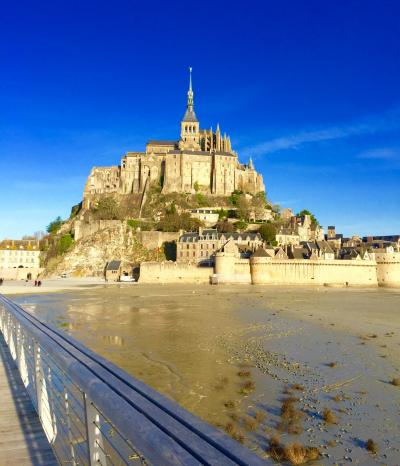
[0, 268, 43, 280]
[250, 258, 377, 287]
[215, 254, 380, 287]
[139, 262, 212, 284]
[136, 231, 180, 250]
[74, 219, 123, 241]
[375, 252, 400, 287]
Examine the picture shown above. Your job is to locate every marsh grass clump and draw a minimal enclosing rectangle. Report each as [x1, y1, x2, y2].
[391, 377, 400, 386]
[366, 439, 378, 454]
[237, 370, 251, 378]
[322, 408, 337, 424]
[268, 436, 285, 462]
[255, 410, 266, 423]
[278, 396, 303, 434]
[239, 380, 256, 395]
[224, 400, 235, 409]
[267, 437, 320, 464]
[243, 416, 258, 431]
[224, 422, 235, 435]
[292, 383, 305, 391]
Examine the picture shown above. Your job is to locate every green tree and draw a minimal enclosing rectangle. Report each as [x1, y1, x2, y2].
[296, 209, 319, 226]
[236, 195, 251, 220]
[217, 208, 228, 220]
[259, 223, 277, 244]
[234, 220, 248, 231]
[57, 234, 74, 255]
[195, 193, 208, 207]
[157, 213, 202, 232]
[193, 181, 200, 192]
[47, 216, 63, 234]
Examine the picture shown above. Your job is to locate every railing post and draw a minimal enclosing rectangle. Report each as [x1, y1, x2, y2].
[84, 394, 107, 466]
[34, 340, 43, 416]
[64, 392, 77, 466]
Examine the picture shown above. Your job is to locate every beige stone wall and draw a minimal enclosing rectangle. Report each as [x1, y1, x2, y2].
[139, 261, 212, 284]
[250, 257, 377, 287]
[136, 231, 180, 250]
[74, 219, 123, 241]
[83, 147, 265, 201]
[375, 252, 400, 287]
[0, 267, 43, 280]
[215, 254, 379, 287]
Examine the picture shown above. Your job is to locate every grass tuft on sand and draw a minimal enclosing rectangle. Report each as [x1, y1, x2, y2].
[366, 438, 378, 454]
[322, 408, 338, 424]
[267, 436, 320, 464]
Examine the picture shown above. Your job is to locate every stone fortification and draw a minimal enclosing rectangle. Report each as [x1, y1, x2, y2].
[214, 251, 400, 287]
[139, 262, 212, 284]
[214, 252, 251, 284]
[0, 267, 43, 280]
[83, 70, 264, 210]
[136, 231, 180, 250]
[249, 257, 377, 287]
[375, 252, 400, 287]
[73, 219, 123, 241]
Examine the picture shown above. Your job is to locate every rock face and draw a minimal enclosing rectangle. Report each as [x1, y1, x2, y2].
[45, 223, 160, 277]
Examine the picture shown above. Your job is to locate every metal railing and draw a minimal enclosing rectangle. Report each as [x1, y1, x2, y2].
[0, 295, 267, 466]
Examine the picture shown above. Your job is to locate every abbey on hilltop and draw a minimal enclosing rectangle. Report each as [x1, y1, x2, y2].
[83, 69, 265, 207]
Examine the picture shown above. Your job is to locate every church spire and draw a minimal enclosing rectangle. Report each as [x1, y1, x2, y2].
[182, 67, 198, 122]
[187, 67, 193, 111]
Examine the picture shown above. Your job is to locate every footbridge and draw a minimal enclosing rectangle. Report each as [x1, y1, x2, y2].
[0, 295, 267, 465]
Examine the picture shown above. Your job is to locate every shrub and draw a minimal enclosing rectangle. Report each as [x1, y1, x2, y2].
[92, 197, 122, 220]
[234, 220, 248, 231]
[259, 223, 276, 244]
[156, 212, 202, 232]
[57, 234, 74, 255]
[391, 377, 400, 386]
[47, 216, 64, 234]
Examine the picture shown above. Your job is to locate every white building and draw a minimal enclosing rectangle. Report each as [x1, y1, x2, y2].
[0, 240, 41, 269]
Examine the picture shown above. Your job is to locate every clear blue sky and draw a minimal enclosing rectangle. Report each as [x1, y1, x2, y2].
[1, 0, 400, 238]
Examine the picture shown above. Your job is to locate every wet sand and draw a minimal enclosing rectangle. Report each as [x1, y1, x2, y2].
[9, 284, 400, 465]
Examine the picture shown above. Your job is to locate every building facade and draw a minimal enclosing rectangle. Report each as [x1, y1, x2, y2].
[177, 228, 263, 265]
[0, 240, 41, 269]
[83, 69, 265, 208]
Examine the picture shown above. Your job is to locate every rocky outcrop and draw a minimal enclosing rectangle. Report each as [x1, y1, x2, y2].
[44, 223, 161, 277]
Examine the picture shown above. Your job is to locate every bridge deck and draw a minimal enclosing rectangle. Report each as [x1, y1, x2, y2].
[0, 335, 58, 466]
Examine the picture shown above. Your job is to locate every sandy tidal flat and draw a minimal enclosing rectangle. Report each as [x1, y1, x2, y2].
[9, 284, 400, 465]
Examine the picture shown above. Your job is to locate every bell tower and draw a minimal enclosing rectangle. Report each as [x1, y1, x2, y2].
[179, 67, 200, 150]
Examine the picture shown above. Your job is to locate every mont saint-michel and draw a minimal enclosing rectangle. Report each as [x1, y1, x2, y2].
[83, 68, 264, 210]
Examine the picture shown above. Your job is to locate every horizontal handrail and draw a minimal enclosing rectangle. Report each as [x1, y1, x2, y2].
[0, 294, 267, 466]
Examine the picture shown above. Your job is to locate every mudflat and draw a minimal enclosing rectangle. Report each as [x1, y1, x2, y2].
[10, 284, 400, 465]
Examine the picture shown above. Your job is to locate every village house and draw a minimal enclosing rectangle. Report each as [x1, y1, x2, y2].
[176, 228, 263, 265]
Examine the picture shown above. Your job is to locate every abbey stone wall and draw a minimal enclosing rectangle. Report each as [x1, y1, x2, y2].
[82, 72, 265, 209]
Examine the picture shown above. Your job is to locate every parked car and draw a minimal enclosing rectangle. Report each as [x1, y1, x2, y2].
[60, 273, 68, 278]
[120, 275, 136, 283]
